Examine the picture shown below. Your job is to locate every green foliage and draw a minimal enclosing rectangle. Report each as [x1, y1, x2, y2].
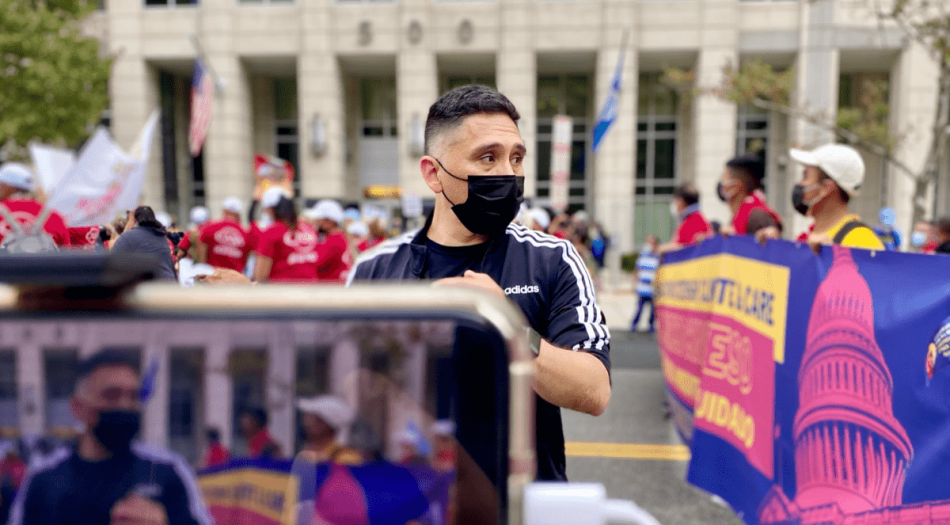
[721, 60, 795, 106]
[621, 252, 638, 273]
[0, 0, 111, 153]
[835, 77, 897, 153]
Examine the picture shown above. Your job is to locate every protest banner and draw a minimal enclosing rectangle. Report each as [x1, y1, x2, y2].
[253, 154, 294, 200]
[28, 144, 75, 195]
[42, 111, 160, 227]
[658, 236, 950, 525]
[198, 458, 297, 525]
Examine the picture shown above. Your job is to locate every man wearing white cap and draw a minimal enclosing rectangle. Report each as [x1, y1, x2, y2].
[526, 207, 551, 233]
[761, 144, 883, 250]
[0, 163, 69, 248]
[295, 395, 360, 464]
[174, 206, 210, 260]
[194, 198, 251, 273]
[309, 199, 353, 283]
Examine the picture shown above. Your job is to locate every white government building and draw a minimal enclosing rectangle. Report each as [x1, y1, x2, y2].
[88, 0, 948, 257]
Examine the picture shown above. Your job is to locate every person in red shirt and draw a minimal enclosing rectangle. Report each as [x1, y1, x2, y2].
[253, 193, 318, 283]
[717, 154, 782, 237]
[197, 197, 250, 273]
[67, 225, 101, 251]
[659, 183, 711, 254]
[175, 206, 209, 260]
[309, 199, 352, 283]
[0, 163, 69, 248]
[200, 428, 230, 469]
[240, 407, 281, 458]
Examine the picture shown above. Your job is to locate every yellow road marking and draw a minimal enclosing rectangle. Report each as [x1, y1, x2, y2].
[565, 442, 691, 461]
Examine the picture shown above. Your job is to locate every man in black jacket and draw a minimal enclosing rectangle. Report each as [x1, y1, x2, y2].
[9, 351, 213, 525]
[348, 85, 611, 482]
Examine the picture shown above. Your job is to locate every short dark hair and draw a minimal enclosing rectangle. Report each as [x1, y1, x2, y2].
[241, 407, 268, 427]
[206, 428, 221, 442]
[674, 183, 700, 206]
[817, 171, 851, 204]
[424, 85, 520, 155]
[936, 217, 950, 237]
[77, 350, 139, 384]
[274, 196, 297, 229]
[133, 206, 166, 233]
[726, 154, 765, 193]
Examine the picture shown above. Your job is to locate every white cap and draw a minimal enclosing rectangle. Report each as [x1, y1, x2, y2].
[431, 420, 455, 437]
[344, 208, 362, 222]
[529, 208, 551, 230]
[572, 210, 590, 225]
[311, 199, 345, 225]
[346, 221, 369, 237]
[155, 212, 172, 229]
[0, 163, 34, 192]
[189, 206, 209, 226]
[261, 187, 288, 209]
[222, 197, 243, 215]
[296, 395, 355, 431]
[789, 144, 865, 196]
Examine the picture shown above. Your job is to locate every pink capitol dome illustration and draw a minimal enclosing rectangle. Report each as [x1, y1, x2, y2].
[758, 246, 950, 524]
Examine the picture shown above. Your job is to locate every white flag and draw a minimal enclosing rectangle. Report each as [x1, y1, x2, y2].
[28, 144, 76, 194]
[45, 111, 159, 227]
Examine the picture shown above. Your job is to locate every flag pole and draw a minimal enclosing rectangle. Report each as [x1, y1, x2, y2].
[189, 33, 226, 96]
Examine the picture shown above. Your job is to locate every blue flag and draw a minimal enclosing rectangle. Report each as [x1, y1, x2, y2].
[139, 355, 159, 403]
[592, 37, 628, 153]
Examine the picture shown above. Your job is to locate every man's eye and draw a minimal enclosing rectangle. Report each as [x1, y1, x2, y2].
[481, 154, 495, 163]
[512, 156, 524, 165]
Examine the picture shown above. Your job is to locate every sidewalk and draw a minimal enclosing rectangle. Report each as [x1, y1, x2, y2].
[594, 273, 642, 332]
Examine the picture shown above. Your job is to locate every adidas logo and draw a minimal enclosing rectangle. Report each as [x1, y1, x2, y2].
[504, 285, 540, 295]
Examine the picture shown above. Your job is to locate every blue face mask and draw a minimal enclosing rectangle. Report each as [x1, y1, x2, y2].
[911, 231, 928, 248]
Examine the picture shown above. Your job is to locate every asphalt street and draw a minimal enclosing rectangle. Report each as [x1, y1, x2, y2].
[560, 330, 745, 525]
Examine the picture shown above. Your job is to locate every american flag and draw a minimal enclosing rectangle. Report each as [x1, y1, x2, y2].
[188, 59, 214, 157]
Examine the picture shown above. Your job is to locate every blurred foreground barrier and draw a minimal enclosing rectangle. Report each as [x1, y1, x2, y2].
[657, 236, 950, 525]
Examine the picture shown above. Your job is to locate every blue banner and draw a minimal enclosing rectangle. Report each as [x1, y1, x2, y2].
[657, 236, 950, 524]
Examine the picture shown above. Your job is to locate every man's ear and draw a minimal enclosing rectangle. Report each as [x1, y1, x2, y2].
[421, 156, 443, 194]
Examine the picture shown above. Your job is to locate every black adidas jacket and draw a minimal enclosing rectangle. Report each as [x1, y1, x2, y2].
[348, 219, 611, 481]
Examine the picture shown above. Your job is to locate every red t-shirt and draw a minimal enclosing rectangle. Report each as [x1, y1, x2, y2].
[248, 429, 281, 458]
[316, 231, 352, 283]
[732, 191, 782, 235]
[675, 211, 711, 245]
[0, 198, 70, 247]
[177, 227, 202, 253]
[199, 218, 250, 272]
[202, 443, 230, 469]
[255, 221, 319, 282]
[357, 237, 385, 253]
[68, 226, 100, 251]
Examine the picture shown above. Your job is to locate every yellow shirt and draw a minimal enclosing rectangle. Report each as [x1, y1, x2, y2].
[822, 214, 885, 250]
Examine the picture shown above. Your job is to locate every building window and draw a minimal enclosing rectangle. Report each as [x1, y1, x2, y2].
[230, 349, 267, 455]
[169, 349, 203, 465]
[358, 77, 400, 189]
[44, 350, 79, 436]
[0, 352, 16, 436]
[145, 0, 198, 6]
[736, 104, 769, 188]
[535, 74, 592, 213]
[360, 78, 397, 138]
[295, 346, 329, 452]
[635, 73, 678, 245]
[275, 78, 300, 197]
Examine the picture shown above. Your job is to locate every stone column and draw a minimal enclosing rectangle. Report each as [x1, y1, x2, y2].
[397, 48, 438, 198]
[593, 9, 637, 289]
[267, 324, 296, 456]
[299, 2, 346, 200]
[692, 0, 740, 226]
[204, 340, 233, 449]
[497, 0, 536, 198]
[200, 4, 255, 210]
[889, 42, 940, 244]
[16, 345, 44, 437]
[789, 0, 840, 234]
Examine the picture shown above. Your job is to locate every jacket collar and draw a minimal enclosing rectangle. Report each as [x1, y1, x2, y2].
[405, 212, 510, 279]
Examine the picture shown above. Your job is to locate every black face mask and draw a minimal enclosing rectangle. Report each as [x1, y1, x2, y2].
[93, 410, 141, 455]
[717, 181, 729, 203]
[791, 183, 822, 216]
[434, 158, 524, 237]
